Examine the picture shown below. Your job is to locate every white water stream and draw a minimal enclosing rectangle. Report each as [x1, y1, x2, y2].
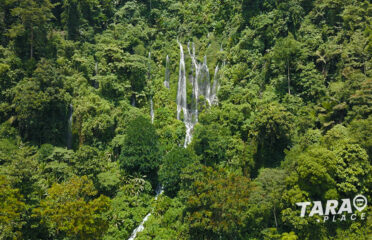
[177, 42, 220, 147]
[127, 187, 163, 240]
[128, 42, 221, 240]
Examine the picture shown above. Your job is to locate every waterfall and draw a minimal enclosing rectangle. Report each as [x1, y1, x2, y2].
[210, 64, 220, 105]
[154, 185, 164, 200]
[127, 213, 151, 240]
[150, 97, 154, 124]
[67, 104, 73, 149]
[176, 43, 187, 121]
[127, 43, 221, 240]
[200, 56, 211, 105]
[177, 43, 196, 147]
[164, 55, 170, 89]
[177, 42, 220, 147]
[127, 186, 163, 240]
[131, 95, 136, 107]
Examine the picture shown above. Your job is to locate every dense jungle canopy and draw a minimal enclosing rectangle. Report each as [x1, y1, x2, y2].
[0, 0, 371, 239]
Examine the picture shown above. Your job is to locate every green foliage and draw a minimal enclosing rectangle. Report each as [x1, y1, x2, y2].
[135, 196, 188, 240]
[271, 33, 304, 95]
[8, 0, 56, 59]
[183, 165, 257, 238]
[249, 101, 294, 173]
[281, 123, 372, 239]
[34, 175, 110, 240]
[281, 231, 299, 240]
[0, 175, 26, 240]
[333, 143, 370, 195]
[37, 145, 75, 185]
[10, 59, 70, 145]
[61, 0, 115, 40]
[349, 116, 372, 158]
[0, 144, 40, 202]
[119, 115, 161, 186]
[184, 167, 253, 239]
[103, 178, 152, 240]
[349, 79, 372, 120]
[159, 147, 196, 197]
[74, 145, 108, 177]
[0, 0, 370, 238]
[73, 92, 115, 147]
[254, 168, 287, 228]
[191, 123, 231, 166]
[96, 162, 122, 197]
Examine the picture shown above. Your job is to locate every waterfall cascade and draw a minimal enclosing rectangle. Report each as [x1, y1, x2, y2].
[67, 104, 73, 149]
[128, 213, 151, 240]
[150, 97, 154, 124]
[177, 42, 220, 147]
[176, 43, 195, 147]
[210, 64, 220, 105]
[164, 55, 170, 89]
[131, 95, 136, 107]
[127, 186, 163, 240]
[176, 43, 188, 121]
[128, 43, 221, 240]
[128, 52, 158, 240]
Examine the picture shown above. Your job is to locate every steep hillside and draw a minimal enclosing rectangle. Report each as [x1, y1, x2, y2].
[0, 0, 371, 239]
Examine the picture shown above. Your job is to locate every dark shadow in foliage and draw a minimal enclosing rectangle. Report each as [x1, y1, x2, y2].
[11, 59, 70, 146]
[249, 102, 294, 177]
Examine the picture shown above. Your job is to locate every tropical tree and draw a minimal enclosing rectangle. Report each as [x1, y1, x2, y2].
[119, 115, 161, 186]
[34, 175, 110, 239]
[8, 0, 56, 59]
[159, 147, 197, 197]
[184, 167, 252, 239]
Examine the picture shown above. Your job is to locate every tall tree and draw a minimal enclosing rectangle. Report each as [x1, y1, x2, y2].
[119, 115, 161, 186]
[249, 101, 294, 174]
[159, 147, 197, 197]
[272, 33, 303, 95]
[8, 0, 56, 59]
[254, 168, 286, 229]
